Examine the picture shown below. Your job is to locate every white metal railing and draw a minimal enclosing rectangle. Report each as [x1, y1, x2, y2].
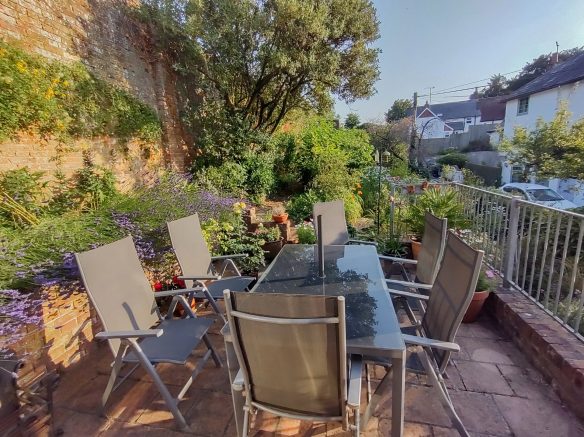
[452, 184, 584, 341]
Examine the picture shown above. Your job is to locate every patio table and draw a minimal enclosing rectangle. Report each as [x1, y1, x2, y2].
[221, 244, 406, 437]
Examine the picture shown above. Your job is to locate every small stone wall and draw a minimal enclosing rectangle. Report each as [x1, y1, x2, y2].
[7, 285, 101, 387]
[487, 288, 584, 421]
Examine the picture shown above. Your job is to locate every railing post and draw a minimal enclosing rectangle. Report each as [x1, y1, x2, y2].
[503, 198, 520, 289]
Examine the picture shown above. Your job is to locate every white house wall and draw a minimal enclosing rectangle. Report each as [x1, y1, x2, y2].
[503, 81, 584, 137]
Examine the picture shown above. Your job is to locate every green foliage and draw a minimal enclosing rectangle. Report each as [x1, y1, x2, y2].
[385, 98, 412, 122]
[404, 187, 469, 238]
[242, 152, 276, 203]
[296, 222, 316, 244]
[287, 190, 322, 223]
[196, 162, 247, 197]
[501, 104, 584, 179]
[255, 224, 281, 243]
[0, 168, 46, 227]
[461, 168, 485, 187]
[475, 271, 491, 292]
[139, 0, 380, 134]
[0, 40, 161, 142]
[344, 113, 360, 129]
[437, 152, 468, 168]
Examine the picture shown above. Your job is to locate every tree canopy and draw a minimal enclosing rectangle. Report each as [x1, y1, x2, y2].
[385, 98, 412, 122]
[344, 113, 361, 129]
[140, 0, 380, 135]
[501, 104, 584, 180]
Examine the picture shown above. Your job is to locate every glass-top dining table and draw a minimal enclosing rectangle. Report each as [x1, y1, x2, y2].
[221, 244, 406, 437]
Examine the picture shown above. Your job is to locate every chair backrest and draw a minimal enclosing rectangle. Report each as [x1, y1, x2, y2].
[75, 236, 159, 356]
[167, 214, 212, 285]
[416, 212, 448, 284]
[313, 200, 349, 246]
[423, 232, 483, 371]
[225, 291, 347, 420]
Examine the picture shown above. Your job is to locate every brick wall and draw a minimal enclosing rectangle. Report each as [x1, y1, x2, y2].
[0, 0, 191, 176]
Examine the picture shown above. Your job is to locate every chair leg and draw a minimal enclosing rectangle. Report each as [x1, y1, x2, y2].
[101, 343, 127, 411]
[419, 352, 469, 437]
[127, 339, 190, 432]
[365, 364, 372, 403]
[242, 406, 250, 437]
[202, 288, 227, 323]
[202, 333, 223, 367]
[353, 406, 360, 437]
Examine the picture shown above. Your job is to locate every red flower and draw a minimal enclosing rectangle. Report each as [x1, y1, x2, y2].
[154, 281, 163, 292]
[172, 275, 186, 289]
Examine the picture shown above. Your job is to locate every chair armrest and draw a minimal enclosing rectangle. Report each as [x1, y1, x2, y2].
[378, 255, 417, 265]
[385, 279, 432, 290]
[95, 329, 163, 340]
[348, 239, 378, 246]
[347, 355, 363, 408]
[232, 369, 245, 391]
[178, 275, 220, 281]
[153, 287, 203, 298]
[402, 334, 460, 352]
[387, 288, 430, 301]
[212, 254, 248, 260]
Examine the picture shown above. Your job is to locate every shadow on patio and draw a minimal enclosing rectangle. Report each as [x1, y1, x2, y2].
[50, 313, 584, 436]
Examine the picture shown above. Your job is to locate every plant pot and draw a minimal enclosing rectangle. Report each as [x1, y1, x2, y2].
[462, 290, 491, 323]
[410, 239, 422, 260]
[421, 181, 429, 190]
[272, 213, 288, 223]
[406, 185, 416, 194]
[262, 238, 284, 262]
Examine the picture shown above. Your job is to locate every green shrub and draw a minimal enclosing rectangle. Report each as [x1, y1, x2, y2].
[296, 222, 316, 244]
[437, 152, 468, 168]
[404, 187, 469, 238]
[0, 41, 161, 143]
[287, 190, 322, 223]
[243, 152, 275, 203]
[196, 162, 247, 197]
[0, 168, 46, 227]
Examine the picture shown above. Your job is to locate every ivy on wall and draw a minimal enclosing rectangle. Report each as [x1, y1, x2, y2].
[0, 40, 162, 143]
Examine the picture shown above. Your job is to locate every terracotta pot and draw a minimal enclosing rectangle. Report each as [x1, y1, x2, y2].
[406, 185, 416, 194]
[262, 238, 284, 262]
[421, 181, 429, 190]
[462, 290, 491, 323]
[272, 213, 288, 223]
[410, 239, 422, 259]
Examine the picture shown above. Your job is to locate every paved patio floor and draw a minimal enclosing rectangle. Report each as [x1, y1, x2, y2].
[50, 313, 584, 436]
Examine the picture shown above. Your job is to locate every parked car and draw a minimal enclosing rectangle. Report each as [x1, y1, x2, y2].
[500, 183, 577, 210]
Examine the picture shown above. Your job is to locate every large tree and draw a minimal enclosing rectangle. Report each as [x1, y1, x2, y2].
[501, 104, 584, 180]
[385, 98, 412, 122]
[344, 113, 360, 129]
[141, 0, 380, 134]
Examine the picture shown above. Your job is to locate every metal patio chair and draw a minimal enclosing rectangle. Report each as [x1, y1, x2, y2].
[313, 200, 376, 246]
[381, 212, 447, 302]
[75, 236, 222, 432]
[224, 291, 363, 437]
[167, 213, 255, 322]
[366, 232, 483, 436]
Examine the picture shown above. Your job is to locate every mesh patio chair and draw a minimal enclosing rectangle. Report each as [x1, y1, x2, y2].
[365, 232, 483, 437]
[224, 291, 363, 437]
[313, 200, 376, 246]
[167, 213, 255, 322]
[75, 236, 222, 432]
[381, 212, 447, 304]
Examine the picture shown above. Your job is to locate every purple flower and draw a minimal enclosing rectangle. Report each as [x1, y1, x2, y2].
[0, 289, 43, 350]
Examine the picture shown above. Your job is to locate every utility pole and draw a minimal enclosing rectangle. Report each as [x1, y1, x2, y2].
[425, 86, 435, 104]
[409, 92, 418, 168]
[555, 41, 560, 62]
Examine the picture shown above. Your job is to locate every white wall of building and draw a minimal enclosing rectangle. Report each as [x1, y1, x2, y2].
[503, 81, 584, 137]
[415, 117, 449, 139]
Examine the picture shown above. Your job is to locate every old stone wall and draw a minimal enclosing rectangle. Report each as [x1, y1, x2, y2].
[0, 0, 191, 178]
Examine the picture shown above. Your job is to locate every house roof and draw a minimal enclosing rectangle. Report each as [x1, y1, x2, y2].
[415, 100, 480, 120]
[445, 121, 465, 131]
[503, 52, 584, 101]
[413, 98, 505, 122]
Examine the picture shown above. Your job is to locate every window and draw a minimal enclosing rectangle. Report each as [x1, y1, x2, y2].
[466, 118, 472, 123]
[517, 97, 529, 115]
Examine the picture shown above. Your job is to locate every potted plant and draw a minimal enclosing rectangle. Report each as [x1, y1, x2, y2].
[272, 205, 288, 223]
[403, 187, 469, 259]
[257, 224, 283, 261]
[463, 270, 493, 323]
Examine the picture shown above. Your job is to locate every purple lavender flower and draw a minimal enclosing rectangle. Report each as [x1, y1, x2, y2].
[0, 289, 43, 349]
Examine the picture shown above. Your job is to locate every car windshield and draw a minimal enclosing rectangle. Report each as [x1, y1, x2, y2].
[525, 189, 563, 202]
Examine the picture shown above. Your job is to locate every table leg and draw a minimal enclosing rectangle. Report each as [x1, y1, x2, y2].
[391, 350, 405, 437]
[223, 334, 244, 437]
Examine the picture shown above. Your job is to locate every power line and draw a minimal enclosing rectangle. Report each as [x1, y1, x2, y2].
[417, 85, 487, 98]
[433, 68, 523, 93]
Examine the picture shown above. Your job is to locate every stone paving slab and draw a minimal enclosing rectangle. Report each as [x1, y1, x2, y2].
[48, 315, 584, 436]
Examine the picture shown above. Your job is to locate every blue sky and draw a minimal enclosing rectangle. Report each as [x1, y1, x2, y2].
[335, 0, 584, 123]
